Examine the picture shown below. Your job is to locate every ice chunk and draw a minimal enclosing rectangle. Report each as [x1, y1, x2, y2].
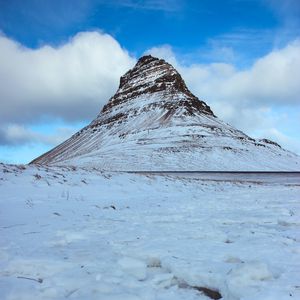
[118, 257, 147, 281]
[225, 262, 273, 299]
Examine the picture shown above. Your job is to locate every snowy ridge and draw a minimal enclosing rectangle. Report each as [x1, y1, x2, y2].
[31, 55, 300, 170]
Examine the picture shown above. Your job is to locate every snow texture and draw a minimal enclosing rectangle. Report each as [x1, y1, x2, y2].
[1, 163, 300, 299]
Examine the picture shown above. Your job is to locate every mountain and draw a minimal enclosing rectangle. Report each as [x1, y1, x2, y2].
[31, 55, 300, 170]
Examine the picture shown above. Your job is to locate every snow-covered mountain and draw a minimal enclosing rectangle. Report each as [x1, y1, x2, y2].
[31, 55, 300, 170]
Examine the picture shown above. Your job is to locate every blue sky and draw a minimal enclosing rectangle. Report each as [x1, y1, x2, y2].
[1, 0, 296, 60]
[0, 0, 299, 163]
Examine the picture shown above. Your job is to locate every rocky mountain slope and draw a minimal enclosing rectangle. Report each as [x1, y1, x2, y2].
[31, 55, 300, 170]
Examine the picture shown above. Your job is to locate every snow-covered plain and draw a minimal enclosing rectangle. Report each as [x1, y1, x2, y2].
[1, 164, 300, 299]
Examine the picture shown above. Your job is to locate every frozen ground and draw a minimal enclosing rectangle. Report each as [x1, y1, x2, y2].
[0, 164, 300, 299]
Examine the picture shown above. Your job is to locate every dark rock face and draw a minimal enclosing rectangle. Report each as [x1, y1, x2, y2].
[101, 55, 214, 117]
[259, 139, 282, 148]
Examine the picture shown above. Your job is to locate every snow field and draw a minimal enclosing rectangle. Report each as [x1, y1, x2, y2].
[0, 164, 300, 299]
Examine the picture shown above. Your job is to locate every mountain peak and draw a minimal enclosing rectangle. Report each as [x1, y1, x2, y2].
[102, 55, 214, 116]
[136, 54, 161, 66]
[118, 54, 178, 90]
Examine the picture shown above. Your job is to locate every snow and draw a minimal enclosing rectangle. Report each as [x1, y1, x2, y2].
[1, 163, 300, 299]
[118, 257, 147, 281]
[32, 101, 300, 170]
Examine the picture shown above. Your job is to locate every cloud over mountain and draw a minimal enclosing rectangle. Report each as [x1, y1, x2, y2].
[0, 31, 135, 124]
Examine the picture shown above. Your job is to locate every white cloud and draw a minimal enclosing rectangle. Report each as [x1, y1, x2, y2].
[106, 0, 182, 12]
[0, 124, 78, 146]
[145, 45, 178, 65]
[0, 31, 136, 124]
[220, 40, 300, 105]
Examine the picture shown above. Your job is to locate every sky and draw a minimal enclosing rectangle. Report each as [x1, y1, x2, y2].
[0, 0, 299, 163]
